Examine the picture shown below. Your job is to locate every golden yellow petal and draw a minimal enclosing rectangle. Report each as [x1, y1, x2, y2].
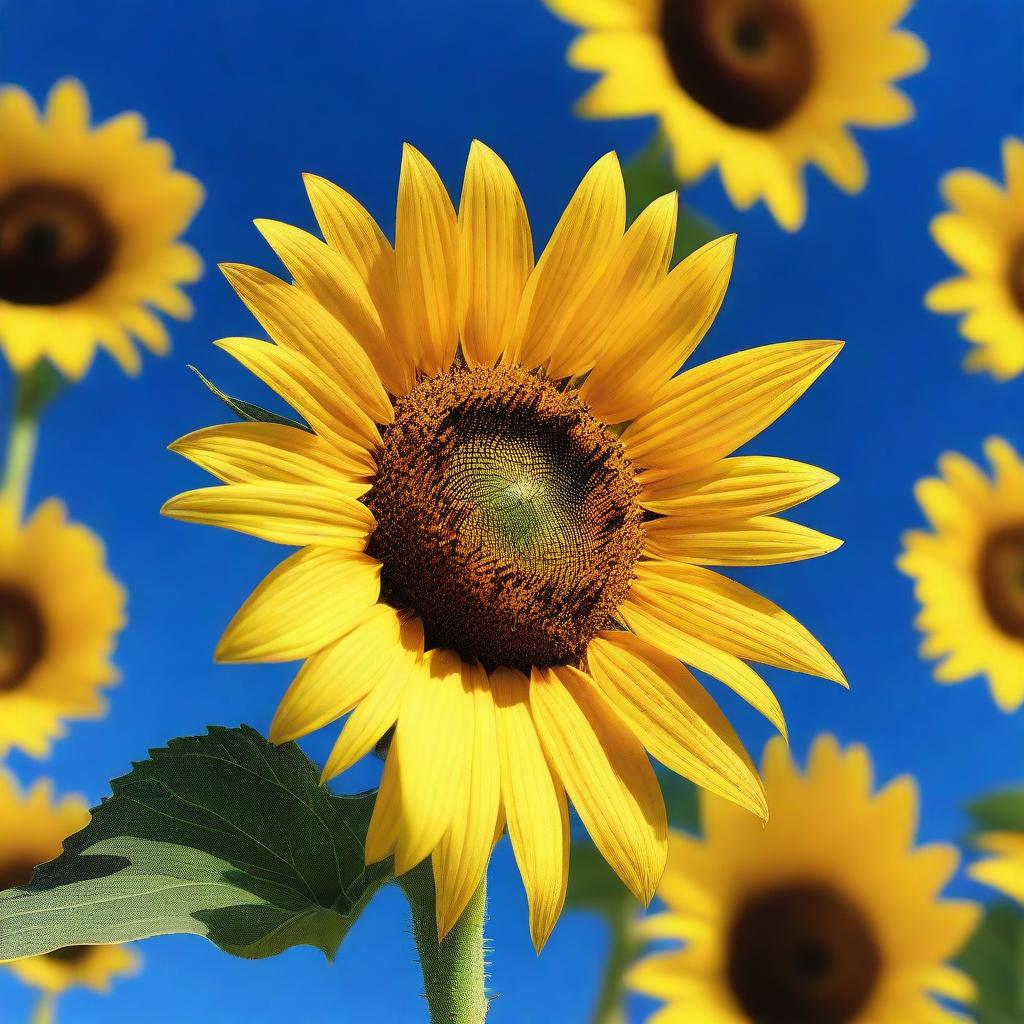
[531, 664, 666, 904]
[492, 666, 569, 952]
[458, 141, 534, 367]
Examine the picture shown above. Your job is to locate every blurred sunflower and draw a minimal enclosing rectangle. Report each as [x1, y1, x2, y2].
[0, 769, 140, 996]
[543, 0, 927, 230]
[970, 830, 1024, 902]
[164, 143, 844, 947]
[926, 139, 1024, 380]
[629, 735, 979, 1024]
[899, 437, 1024, 712]
[0, 500, 125, 758]
[0, 78, 203, 379]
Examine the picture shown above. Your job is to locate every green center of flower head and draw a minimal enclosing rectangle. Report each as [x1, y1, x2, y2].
[0, 183, 115, 306]
[660, 0, 816, 130]
[366, 365, 645, 671]
[980, 525, 1024, 638]
[726, 883, 881, 1024]
[0, 585, 45, 692]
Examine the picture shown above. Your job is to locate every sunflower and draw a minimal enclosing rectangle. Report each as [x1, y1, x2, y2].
[925, 139, 1024, 380]
[163, 143, 844, 947]
[0, 768, 140, 995]
[970, 830, 1024, 903]
[0, 500, 125, 758]
[543, 0, 927, 231]
[0, 78, 203, 379]
[899, 437, 1024, 712]
[629, 735, 980, 1024]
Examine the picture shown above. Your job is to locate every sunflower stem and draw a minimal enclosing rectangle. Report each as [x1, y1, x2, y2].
[1, 361, 64, 522]
[399, 861, 489, 1023]
[591, 901, 642, 1024]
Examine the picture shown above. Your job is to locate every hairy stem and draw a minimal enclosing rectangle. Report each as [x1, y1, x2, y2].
[399, 861, 489, 1024]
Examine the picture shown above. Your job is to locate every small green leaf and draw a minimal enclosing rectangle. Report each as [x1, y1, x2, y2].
[622, 134, 720, 266]
[969, 789, 1024, 835]
[189, 365, 311, 431]
[0, 726, 391, 962]
[15, 359, 65, 421]
[959, 901, 1024, 1024]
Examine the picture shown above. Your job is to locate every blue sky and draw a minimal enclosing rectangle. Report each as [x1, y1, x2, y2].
[2, 1, 1023, 1020]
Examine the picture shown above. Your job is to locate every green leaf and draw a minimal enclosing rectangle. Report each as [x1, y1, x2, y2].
[0, 726, 391, 962]
[622, 134, 720, 266]
[959, 901, 1024, 1024]
[969, 789, 1024, 835]
[566, 773, 700, 1024]
[189, 365, 311, 431]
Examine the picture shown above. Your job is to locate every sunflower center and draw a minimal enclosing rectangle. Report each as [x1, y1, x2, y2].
[366, 365, 644, 671]
[660, 0, 816, 130]
[727, 883, 881, 1024]
[0, 184, 116, 305]
[979, 525, 1024, 639]
[1008, 242, 1024, 313]
[0, 859, 35, 892]
[0, 585, 46, 692]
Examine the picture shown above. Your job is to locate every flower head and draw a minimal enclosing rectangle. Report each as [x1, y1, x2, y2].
[544, 0, 926, 230]
[164, 143, 843, 947]
[0, 79, 203, 378]
[900, 437, 1024, 711]
[630, 736, 980, 1023]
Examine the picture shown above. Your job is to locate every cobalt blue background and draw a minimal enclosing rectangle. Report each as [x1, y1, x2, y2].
[1, 1, 1023, 1020]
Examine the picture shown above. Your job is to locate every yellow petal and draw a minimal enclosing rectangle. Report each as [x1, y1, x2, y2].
[644, 515, 842, 565]
[433, 666, 501, 940]
[269, 604, 404, 743]
[365, 741, 402, 863]
[303, 173, 415, 393]
[254, 219, 411, 397]
[632, 561, 845, 683]
[170, 422, 373, 489]
[619, 596, 787, 736]
[46, 78, 89, 133]
[220, 264, 393, 424]
[458, 141, 534, 367]
[322, 617, 424, 782]
[586, 632, 766, 819]
[393, 649, 473, 874]
[395, 144, 459, 376]
[545, 191, 677, 380]
[492, 666, 569, 951]
[216, 549, 382, 663]
[161, 483, 374, 548]
[215, 337, 380, 463]
[543, 0, 658, 30]
[582, 234, 736, 423]
[531, 664, 666, 904]
[506, 153, 625, 370]
[639, 456, 838, 519]
[622, 341, 843, 476]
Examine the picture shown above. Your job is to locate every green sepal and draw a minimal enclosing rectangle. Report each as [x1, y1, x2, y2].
[968, 788, 1024, 837]
[0, 726, 391, 963]
[188, 365, 311, 431]
[958, 901, 1024, 1024]
[622, 134, 720, 266]
[14, 359, 65, 421]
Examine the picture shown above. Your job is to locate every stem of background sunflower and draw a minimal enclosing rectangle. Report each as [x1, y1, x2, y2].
[0, 361, 65, 522]
[591, 903, 642, 1024]
[398, 860, 490, 1023]
[30, 994, 55, 1024]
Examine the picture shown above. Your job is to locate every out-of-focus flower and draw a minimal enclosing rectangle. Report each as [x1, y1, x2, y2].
[630, 735, 979, 1023]
[0, 769, 140, 995]
[544, 0, 926, 230]
[163, 142, 843, 949]
[0, 500, 125, 758]
[0, 78, 203, 379]
[900, 437, 1024, 712]
[970, 831, 1024, 903]
[926, 139, 1024, 380]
